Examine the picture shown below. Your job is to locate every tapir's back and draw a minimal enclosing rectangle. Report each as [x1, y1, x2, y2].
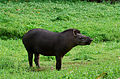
[23, 29, 57, 39]
[22, 29, 59, 54]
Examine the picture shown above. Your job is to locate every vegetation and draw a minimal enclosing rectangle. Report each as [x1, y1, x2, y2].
[0, 1, 120, 79]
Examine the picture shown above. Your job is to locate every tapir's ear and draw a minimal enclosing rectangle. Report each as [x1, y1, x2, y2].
[73, 29, 80, 36]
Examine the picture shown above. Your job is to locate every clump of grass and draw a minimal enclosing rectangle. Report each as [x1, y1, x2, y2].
[51, 15, 70, 21]
[73, 54, 96, 61]
[0, 57, 15, 69]
[0, 27, 23, 40]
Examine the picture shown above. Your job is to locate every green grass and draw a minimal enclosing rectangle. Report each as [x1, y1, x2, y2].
[0, 1, 120, 79]
[0, 39, 120, 79]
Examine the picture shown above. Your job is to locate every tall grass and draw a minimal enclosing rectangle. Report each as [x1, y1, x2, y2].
[0, 1, 120, 42]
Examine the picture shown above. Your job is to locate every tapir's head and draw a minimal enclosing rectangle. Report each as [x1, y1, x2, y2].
[72, 29, 93, 45]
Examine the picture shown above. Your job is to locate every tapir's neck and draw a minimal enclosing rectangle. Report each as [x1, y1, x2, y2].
[59, 33, 77, 49]
[61, 44, 77, 57]
[57, 32, 78, 57]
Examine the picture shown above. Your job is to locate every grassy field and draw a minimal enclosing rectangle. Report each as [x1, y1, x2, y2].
[0, 1, 120, 79]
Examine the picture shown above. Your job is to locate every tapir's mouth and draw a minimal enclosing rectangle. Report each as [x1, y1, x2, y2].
[86, 39, 93, 45]
[86, 42, 91, 45]
[80, 41, 92, 45]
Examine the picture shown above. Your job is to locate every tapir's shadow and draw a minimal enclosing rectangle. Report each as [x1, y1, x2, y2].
[27, 66, 54, 72]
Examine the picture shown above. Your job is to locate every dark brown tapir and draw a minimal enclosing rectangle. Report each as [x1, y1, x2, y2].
[22, 28, 93, 70]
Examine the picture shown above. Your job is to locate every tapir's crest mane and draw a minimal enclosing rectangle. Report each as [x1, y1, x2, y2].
[62, 29, 80, 33]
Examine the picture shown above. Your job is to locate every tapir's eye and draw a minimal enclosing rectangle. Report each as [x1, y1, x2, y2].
[79, 37, 83, 39]
[79, 37, 85, 40]
[79, 37, 82, 39]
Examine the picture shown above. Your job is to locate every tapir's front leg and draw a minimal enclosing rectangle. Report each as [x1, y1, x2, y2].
[56, 56, 62, 71]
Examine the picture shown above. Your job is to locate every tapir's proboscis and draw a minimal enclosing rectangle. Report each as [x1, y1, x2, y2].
[22, 28, 93, 70]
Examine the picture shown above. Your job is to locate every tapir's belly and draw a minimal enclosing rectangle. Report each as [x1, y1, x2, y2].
[39, 50, 56, 56]
[34, 46, 56, 56]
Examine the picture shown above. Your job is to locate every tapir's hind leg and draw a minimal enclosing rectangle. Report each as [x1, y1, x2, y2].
[28, 52, 33, 67]
[34, 53, 40, 67]
[24, 45, 34, 67]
